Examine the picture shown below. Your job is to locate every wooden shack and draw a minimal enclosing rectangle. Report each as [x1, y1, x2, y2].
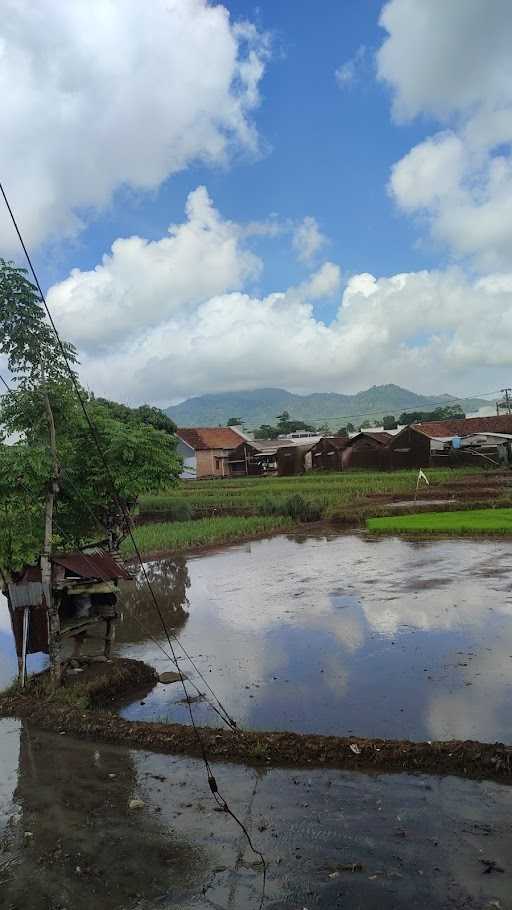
[342, 431, 392, 470]
[276, 442, 318, 476]
[228, 438, 302, 475]
[309, 436, 348, 471]
[5, 547, 132, 685]
[387, 425, 431, 468]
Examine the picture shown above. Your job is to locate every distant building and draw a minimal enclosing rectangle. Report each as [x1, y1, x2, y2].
[228, 437, 308, 476]
[176, 427, 245, 479]
[342, 431, 393, 470]
[389, 415, 512, 468]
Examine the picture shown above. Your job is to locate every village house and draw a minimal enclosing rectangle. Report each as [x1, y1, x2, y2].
[342, 431, 393, 470]
[388, 415, 512, 468]
[176, 427, 246, 479]
[228, 437, 298, 475]
[308, 436, 349, 471]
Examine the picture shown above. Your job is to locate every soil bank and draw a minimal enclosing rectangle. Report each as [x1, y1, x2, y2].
[1, 692, 511, 782]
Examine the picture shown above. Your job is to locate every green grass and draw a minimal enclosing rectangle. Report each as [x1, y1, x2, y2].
[139, 467, 484, 520]
[367, 507, 512, 536]
[122, 515, 295, 556]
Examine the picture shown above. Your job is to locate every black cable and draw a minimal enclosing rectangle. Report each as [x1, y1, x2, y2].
[270, 388, 502, 427]
[1, 370, 238, 729]
[0, 182, 266, 906]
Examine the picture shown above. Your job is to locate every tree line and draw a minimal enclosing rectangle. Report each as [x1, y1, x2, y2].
[226, 404, 465, 439]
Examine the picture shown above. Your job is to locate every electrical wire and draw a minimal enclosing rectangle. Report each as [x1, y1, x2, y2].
[0, 369, 238, 730]
[0, 182, 266, 907]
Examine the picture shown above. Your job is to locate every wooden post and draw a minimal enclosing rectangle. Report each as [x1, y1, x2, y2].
[41, 372, 61, 685]
[20, 607, 30, 687]
[104, 618, 114, 659]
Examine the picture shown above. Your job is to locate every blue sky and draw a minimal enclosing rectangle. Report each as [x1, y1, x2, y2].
[38, 0, 439, 303]
[1, 1, 511, 405]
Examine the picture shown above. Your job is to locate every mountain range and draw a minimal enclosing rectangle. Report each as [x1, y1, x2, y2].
[166, 385, 490, 430]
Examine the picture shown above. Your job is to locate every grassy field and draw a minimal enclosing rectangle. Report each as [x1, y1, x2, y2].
[367, 507, 512, 536]
[139, 467, 484, 520]
[122, 514, 295, 557]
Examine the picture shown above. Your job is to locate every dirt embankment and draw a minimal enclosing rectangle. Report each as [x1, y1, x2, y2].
[1, 686, 511, 782]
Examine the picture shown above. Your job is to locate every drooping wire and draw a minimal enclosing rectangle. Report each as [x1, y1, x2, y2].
[0, 370, 238, 729]
[0, 182, 266, 906]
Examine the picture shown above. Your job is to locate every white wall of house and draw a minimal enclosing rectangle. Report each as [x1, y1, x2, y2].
[176, 438, 197, 479]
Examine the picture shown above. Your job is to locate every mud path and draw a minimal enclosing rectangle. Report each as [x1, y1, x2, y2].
[1, 692, 511, 782]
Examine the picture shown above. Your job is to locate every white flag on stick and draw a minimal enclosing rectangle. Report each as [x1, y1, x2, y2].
[415, 468, 429, 501]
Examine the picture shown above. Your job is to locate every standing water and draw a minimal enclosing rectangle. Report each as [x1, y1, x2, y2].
[2, 530, 512, 742]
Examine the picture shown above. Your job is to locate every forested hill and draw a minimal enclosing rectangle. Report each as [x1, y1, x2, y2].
[166, 385, 489, 429]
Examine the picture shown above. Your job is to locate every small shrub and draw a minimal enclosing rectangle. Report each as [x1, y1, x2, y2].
[258, 494, 323, 522]
[284, 494, 323, 522]
[258, 497, 282, 516]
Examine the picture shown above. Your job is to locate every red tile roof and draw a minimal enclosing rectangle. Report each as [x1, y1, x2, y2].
[413, 415, 512, 438]
[177, 427, 244, 451]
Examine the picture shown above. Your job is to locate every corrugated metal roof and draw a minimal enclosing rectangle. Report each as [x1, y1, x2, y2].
[177, 427, 244, 450]
[14, 549, 131, 586]
[413, 415, 512, 439]
[54, 550, 132, 580]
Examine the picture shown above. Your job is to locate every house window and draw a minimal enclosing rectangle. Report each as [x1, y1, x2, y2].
[215, 457, 222, 470]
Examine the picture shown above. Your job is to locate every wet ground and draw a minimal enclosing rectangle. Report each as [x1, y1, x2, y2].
[1, 718, 511, 910]
[2, 531, 512, 743]
[114, 531, 512, 743]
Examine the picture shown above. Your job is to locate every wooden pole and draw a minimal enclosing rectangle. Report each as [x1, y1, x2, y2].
[41, 372, 61, 685]
[20, 607, 29, 687]
[104, 618, 114, 659]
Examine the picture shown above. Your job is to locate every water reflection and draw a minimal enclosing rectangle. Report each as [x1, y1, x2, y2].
[0, 719, 201, 909]
[117, 556, 190, 643]
[116, 533, 512, 743]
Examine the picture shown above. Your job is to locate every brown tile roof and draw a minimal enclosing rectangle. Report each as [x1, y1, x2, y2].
[413, 415, 512, 438]
[177, 427, 244, 451]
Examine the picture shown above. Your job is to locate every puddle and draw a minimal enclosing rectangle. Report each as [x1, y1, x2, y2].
[0, 718, 511, 909]
[2, 531, 512, 743]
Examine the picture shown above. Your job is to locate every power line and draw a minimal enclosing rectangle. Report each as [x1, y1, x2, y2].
[0, 369, 239, 730]
[245, 388, 502, 429]
[0, 183, 266, 907]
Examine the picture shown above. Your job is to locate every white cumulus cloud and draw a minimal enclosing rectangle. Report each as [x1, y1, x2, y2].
[47, 186, 262, 348]
[0, 0, 269, 251]
[378, 0, 512, 270]
[45, 190, 512, 406]
[292, 216, 327, 263]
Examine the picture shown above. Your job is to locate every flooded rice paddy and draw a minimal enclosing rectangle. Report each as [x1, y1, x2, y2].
[2, 530, 512, 742]
[118, 531, 512, 742]
[1, 718, 512, 909]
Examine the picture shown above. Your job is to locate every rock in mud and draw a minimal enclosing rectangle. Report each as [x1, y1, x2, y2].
[128, 798, 145, 810]
[159, 671, 187, 684]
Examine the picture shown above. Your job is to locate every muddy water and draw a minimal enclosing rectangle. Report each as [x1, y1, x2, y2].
[1, 718, 511, 909]
[113, 531, 512, 743]
[2, 531, 512, 742]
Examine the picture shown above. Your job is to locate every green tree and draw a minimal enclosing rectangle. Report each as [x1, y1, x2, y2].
[399, 405, 465, 425]
[0, 261, 181, 577]
[254, 424, 279, 439]
[94, 397, 177, 435]
[227, 417, 243, 426]
[383, 415, 397, 430]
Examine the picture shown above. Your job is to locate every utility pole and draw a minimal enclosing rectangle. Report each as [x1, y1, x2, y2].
[499, 388, 512, 415]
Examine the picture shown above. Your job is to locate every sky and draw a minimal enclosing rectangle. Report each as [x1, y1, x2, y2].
[1, 0, 512, 407]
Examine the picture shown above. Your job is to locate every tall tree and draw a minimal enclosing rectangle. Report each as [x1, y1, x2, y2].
[0, 261, 181, 577]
